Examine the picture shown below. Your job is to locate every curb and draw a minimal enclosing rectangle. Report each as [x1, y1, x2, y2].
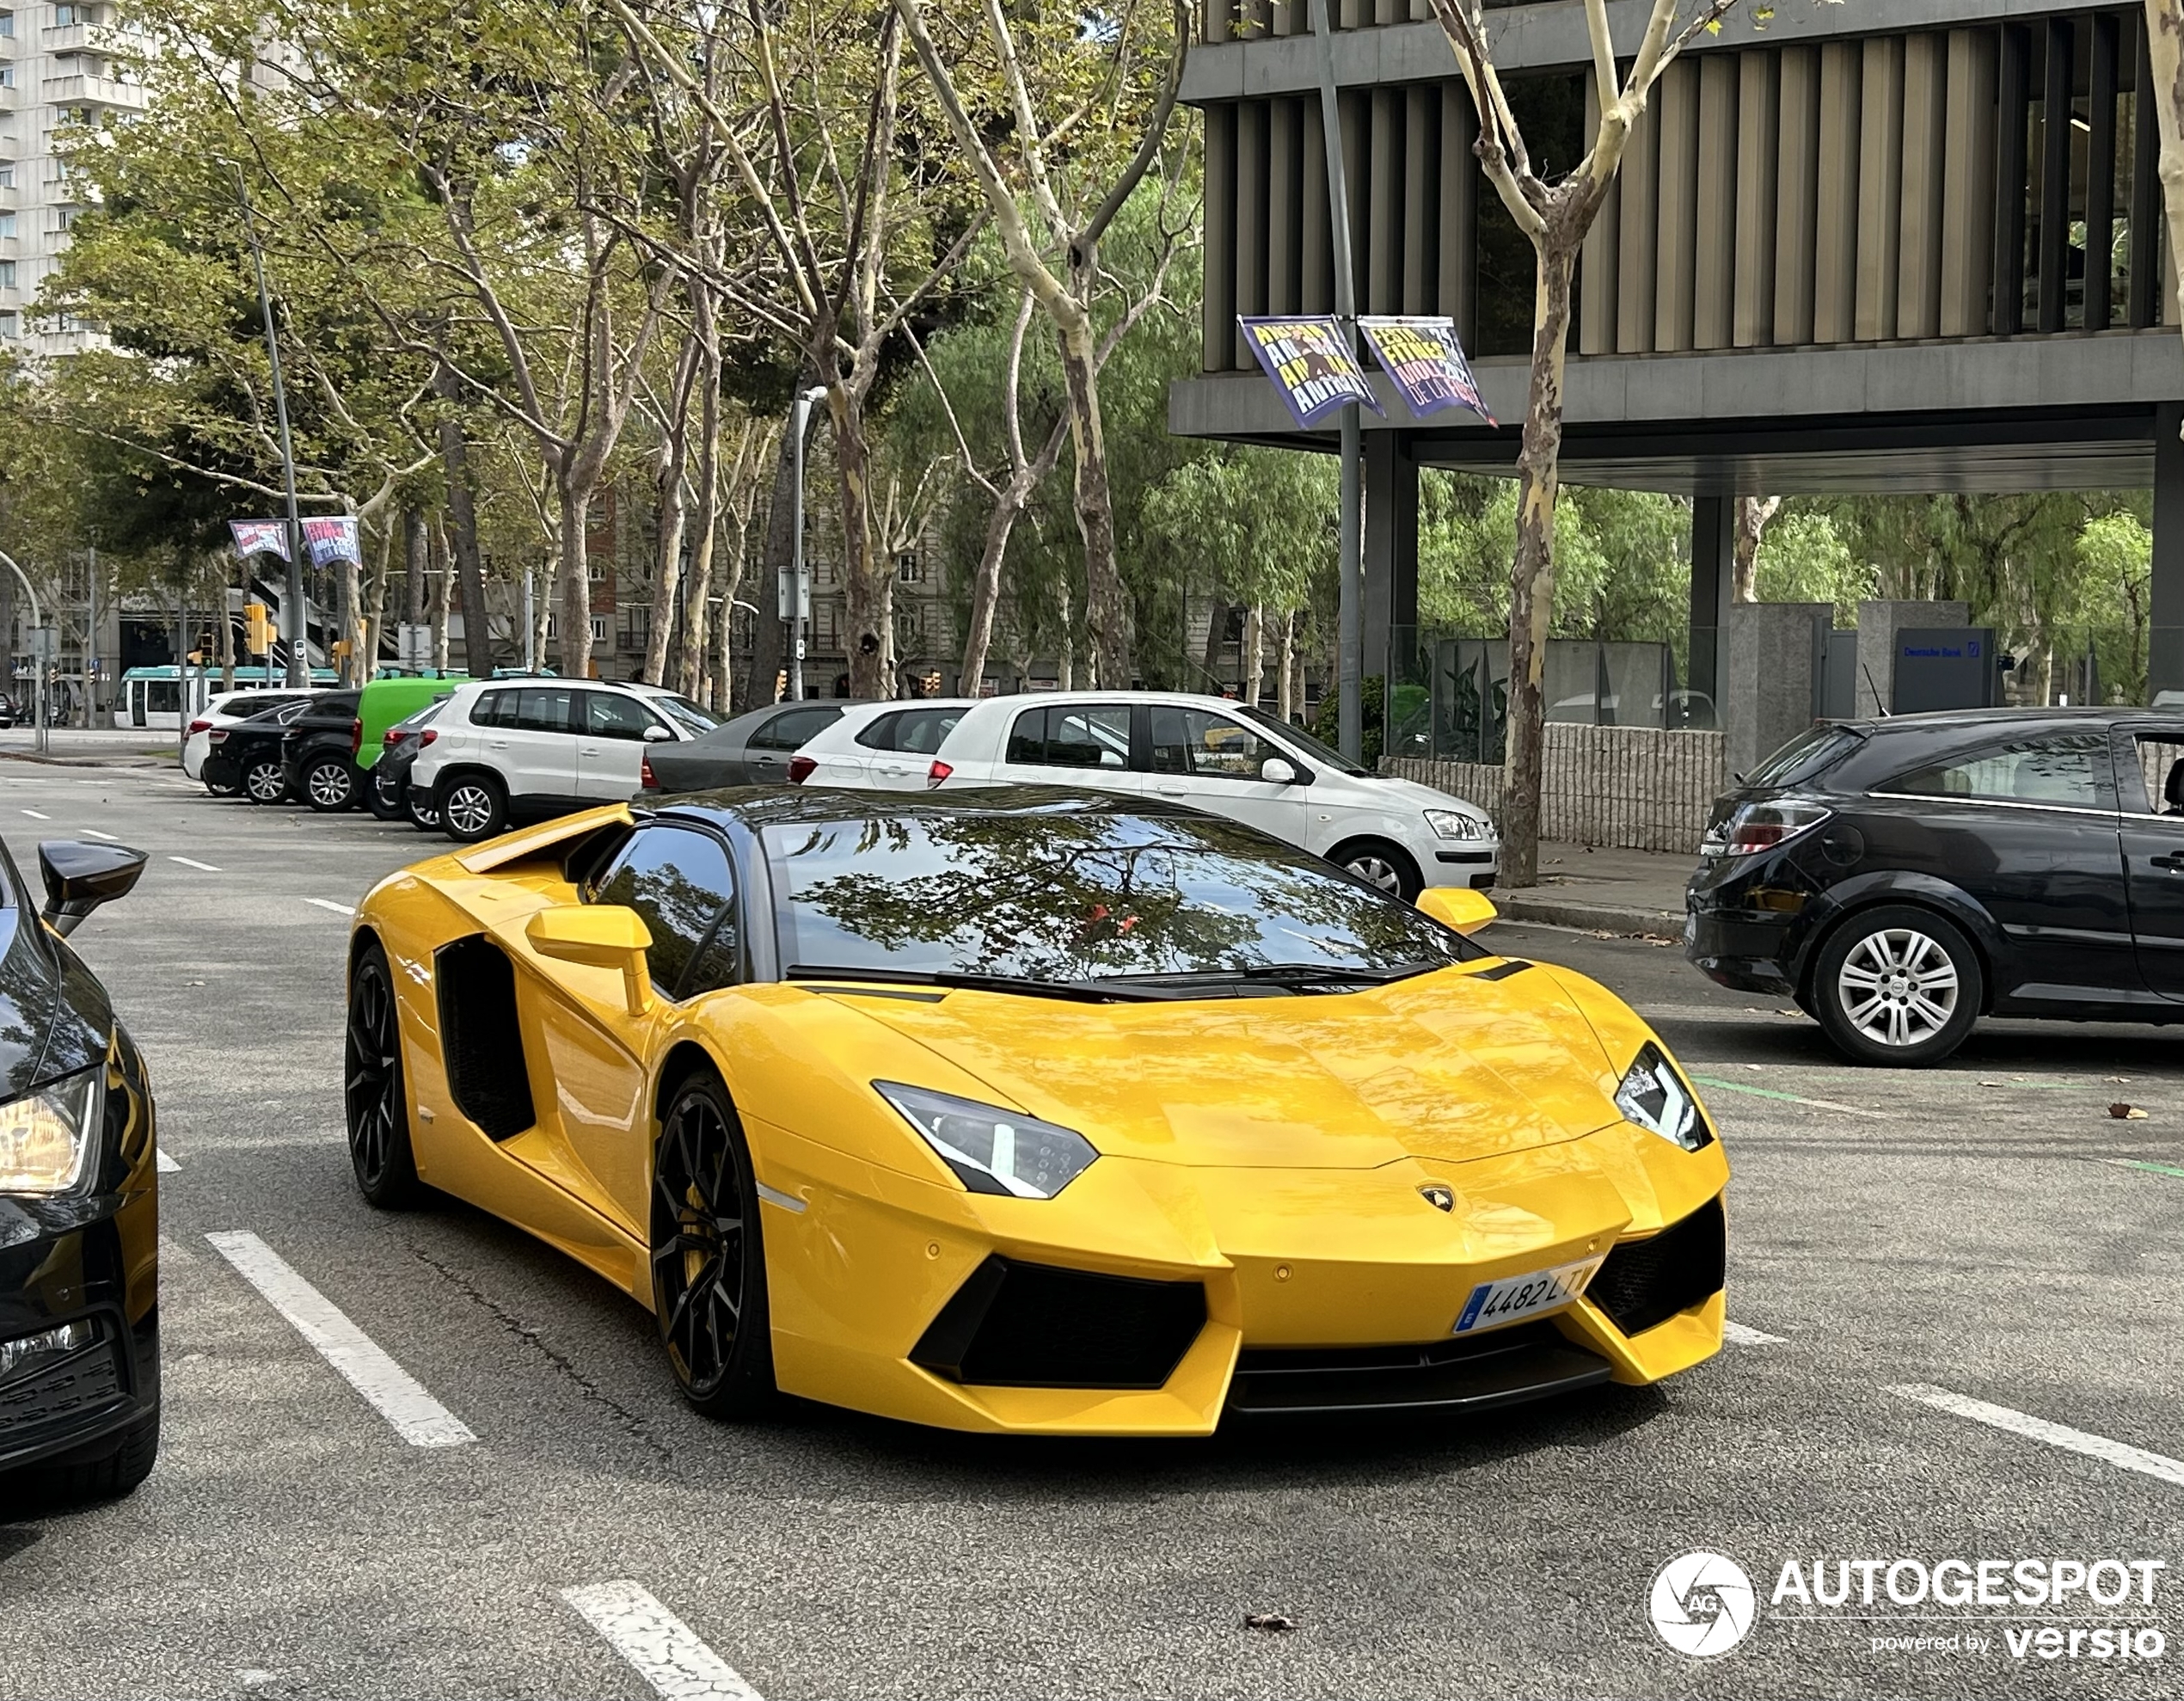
[0, 751, 171, 771]
[1493, 894, 1685, 939]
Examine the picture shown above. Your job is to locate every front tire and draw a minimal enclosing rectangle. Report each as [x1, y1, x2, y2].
[1812, 905, 1983, 1066]
[438, 773, 506, 843]
[1330, 838, 1423, 903]
[649, 1072, 774, 1420]
[304, 758, 357, 813]
[242, 757, 287, 804]
[345, 941, 424, 1207]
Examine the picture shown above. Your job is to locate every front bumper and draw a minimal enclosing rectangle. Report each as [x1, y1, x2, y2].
[0, 1184, 160, 1476]
[751, 1115, 1727, 1434]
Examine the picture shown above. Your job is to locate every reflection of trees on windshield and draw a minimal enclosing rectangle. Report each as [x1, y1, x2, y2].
[770, 811, 1463, 981]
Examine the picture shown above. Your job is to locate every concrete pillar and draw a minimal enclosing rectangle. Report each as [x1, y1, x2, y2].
[1580, 76, 1621, 353]
[1695, 53, 1739, 350]
[2154, 404, 2184, 699]
[1364, 433, 1420, 686]
[1941, 29, 1997, 337]
[1775, 45, 1822, 347]
[1690, 495, 1734, 713]
[1235, 101, 1268, 368]
[1617, 97, 1659, 352]
[1724, 603, 1832, 778]
[1813, 41, 1862, 343]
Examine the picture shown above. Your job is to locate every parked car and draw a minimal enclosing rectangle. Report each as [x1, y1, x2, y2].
[368, 699, 451, 829]
[184, 689, 318, 789]
[200, 700, 313, 802]
[641, 699, 856, 794]
[0, 832, 159, 1505]
[408, 679, 721, 842]
[0, 692, 15, 729]
[798, 691, 1499, 900]
[354, 675, 468, 791]
[776, 700, 978, 790]
[1686, 706, 2184, 1065]
[279, 691, 367, 813]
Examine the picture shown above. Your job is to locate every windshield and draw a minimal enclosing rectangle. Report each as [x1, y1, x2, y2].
[1234, 704, 1372, 777]
[651, 694, 721, 735]
[1744, 724, 1862, 789]
[764, 808, 1471, 986]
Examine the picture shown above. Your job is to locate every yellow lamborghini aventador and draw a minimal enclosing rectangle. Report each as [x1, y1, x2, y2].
[343, 788, 1728, 1434]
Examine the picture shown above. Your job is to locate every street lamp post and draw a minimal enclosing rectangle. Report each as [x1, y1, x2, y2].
[236, 169, 310, 687]
[0, 548, 48, 755]
[785, 385, 826, 703]
[1309, 0, 1365, 765]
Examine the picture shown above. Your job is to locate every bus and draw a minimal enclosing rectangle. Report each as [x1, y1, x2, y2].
[113, 665, 340, 731]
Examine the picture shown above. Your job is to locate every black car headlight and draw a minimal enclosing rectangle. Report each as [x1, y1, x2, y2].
[0, 1067, 106, 1195]
[1613, 1044, 1713, 1152]
[874, 1081, 1098, 1199]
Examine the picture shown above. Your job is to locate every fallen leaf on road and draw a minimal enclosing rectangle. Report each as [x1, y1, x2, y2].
[1243, 1614, 1296, 1633]
[1776, 1009, 1798, 1017]
[1745, 1063, 1764, 1071]
[2108, 1102, 2150, 1121]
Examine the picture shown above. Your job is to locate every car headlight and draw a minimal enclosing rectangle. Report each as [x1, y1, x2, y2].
[874, 1081, 1098, 1199]
[0, 1067, 105, 1195]
[1613, 1044, 1713, 1152]
[1424, 808, 1489, 840]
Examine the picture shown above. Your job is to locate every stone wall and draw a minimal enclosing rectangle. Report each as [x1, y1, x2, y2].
[1388, 725, 1728, 855]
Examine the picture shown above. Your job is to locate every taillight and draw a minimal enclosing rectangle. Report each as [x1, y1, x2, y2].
[349, 717, 363, 757]
[418, 728, 437, 746]
[187, 718, 212, 736]
[1717, 801, 1831, 857]
[787, 755, 816, 784]
[926, 760, 952, 788]
[386, 728, 410, 748]
[641, 754, 658, 790]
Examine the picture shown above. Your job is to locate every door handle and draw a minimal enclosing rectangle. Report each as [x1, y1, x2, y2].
[1156, 783, 1189, 796]
[2152, 853, 2184, 874]
[488, 739, 510, 750]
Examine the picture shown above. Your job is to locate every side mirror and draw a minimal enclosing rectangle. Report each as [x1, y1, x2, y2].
[39, 840, 147, 937]
[525, 904, 654, 1016]
[1260, 756, 1298, 785]
[1415, 886, 1498, 936]
[642, 724, 673, 743]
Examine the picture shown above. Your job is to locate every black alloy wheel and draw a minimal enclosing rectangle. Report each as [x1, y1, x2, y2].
[649, 1072, 773, 1418]
[305, 758, 357, 813]
[365, 772, 404, 820]
[344, 942, 423, 1207]
[406, 787, 442, 832]
[242, 757, 287, 804]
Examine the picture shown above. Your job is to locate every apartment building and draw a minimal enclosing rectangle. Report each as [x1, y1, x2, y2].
[0, 0, 143, 353]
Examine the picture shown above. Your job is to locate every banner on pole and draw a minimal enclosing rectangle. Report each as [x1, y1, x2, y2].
[1358, 316, 1499, 427]
[1236, 316, 1383, 428]
[302, 515, 362, 567]
[228, 519, 290, 562]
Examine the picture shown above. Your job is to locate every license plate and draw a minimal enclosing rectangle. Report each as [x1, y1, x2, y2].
[1452, 1256, 1603, 1335]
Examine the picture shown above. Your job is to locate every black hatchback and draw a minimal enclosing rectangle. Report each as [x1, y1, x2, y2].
[1685, 707, 2184, 1065]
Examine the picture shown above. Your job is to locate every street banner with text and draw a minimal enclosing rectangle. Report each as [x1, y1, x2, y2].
[228, 519, 291, 562]
[302, 516, 363, 567]
[1236, 316, 1384, 428]
[1359, 316, 1499, 427]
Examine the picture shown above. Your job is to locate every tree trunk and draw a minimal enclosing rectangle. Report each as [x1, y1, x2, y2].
[218, 563, 236, 691]
[1242, 604, 1266, 707]
[1056, 312, 1130, 688]
[2145, 0, 2184, 347]
[744, 428, 797, 709]
[435, 386, 494, 679]
[960, 472, 1038, 696]
[1732, 495, 1782, 604]
[404, 509, 427, 628]
[1500, 247, 1577, 890]
[647, 336, 702, 689]
[0, 543, 16, 705]
[362, 522, 390, 684]
[678, 334, 722, 702]
[1276, 610, 1296, 721]
[829, 396, 890, 699]
[1199, 582, 1224, 684]
[430, 520, 452, 673]
[340, 549, 364, 685]
[555, 470, 598, 679]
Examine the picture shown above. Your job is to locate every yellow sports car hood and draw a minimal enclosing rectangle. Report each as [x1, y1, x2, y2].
[830, 964, 1622, 1170]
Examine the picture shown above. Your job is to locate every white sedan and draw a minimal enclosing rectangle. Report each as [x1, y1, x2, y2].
[794, 690, 1496, 898]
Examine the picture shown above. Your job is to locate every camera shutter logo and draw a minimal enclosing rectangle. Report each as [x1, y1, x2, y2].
[1649, 1551, 1757, 1657]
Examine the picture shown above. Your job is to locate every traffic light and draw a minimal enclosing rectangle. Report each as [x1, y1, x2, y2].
[244, 603, 273, 656]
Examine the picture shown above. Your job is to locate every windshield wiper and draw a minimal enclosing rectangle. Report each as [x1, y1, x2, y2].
[1111, 960, 1447, 990]
[785, 963, 1187, 1004]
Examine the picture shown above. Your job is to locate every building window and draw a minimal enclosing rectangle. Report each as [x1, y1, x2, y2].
[893, 606, 923, 653]
[618, 604, 651, 650]
[0, 14, 14, 37]
[0, 315, 17, 341]
[0, 165, 15, 187]
[0, 215, 15, 240]
[53, 4, 83, 22]
[0, 263, 15, 290]
[895, 550, 923, 585]
[589, 614, 608, 644]
[0, 67, 13, 88]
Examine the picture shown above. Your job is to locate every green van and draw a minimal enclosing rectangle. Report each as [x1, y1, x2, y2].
[355, 675, 468, 770]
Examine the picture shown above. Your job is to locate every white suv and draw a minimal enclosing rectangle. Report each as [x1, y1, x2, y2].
[409, 679, 720, 841]
[781, 698, 978, 789]
[800, 690, 1499, 898]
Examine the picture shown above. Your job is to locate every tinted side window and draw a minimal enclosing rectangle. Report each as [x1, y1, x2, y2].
[752, 706, 839, 751]
[473, 691, 513, 728]
[1889, 733, 2113, 808]
[514, 688, 574, 734]
[856, 711, 904, 751]
[589, 824, 739, 996]
[1149, 706, 1277, 780]
[1009, 705, 1129, 768]
[584, 691, 659, 740]
[893, 708, 964, 754]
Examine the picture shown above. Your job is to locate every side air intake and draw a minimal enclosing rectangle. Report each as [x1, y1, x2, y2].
[435, 936, 536, 1140]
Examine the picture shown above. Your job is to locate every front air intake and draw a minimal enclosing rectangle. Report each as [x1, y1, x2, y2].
[1588, 1194, 1727, 1337]
[911, 1256, 1205, 1389]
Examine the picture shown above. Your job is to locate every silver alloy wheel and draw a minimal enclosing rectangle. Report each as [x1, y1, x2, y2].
[1347, 852, 1401, 893]
[309, 764, 351, 807]
[444, 783, 494, 838]
[245, 762, 285, 802]
[1836, 926, 1960, 1048]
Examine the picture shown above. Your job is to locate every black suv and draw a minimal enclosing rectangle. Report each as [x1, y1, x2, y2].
[279, 691, 365, 813]
[1687, 707, 2184, 1065]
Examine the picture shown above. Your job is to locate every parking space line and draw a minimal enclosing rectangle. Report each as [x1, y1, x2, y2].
[2103, 1158, 2184, 1182]
[169, 856, 222, 873]
[1689, 1074, 1886, 1119]
[156, 1150, 179, 1173]
[205, 1231, 475, 1448]
[20, 808, 48, 820]
[81, 829, 120, 841]
[1722, 1321, 1786, 1346]
[304, 898, 356, 916]
[1887, 1383, 2184, 1489]
[562, 1581, 764, 1701]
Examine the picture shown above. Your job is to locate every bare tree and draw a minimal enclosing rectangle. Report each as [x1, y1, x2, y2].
[1733, 494, 1783, 603]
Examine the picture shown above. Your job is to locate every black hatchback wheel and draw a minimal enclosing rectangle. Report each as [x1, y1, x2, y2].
[242, 758, 287, 804]
[649, 1072, 773, 1419]
[1812, 905, 1984, 1066]
[345, 942, 424, 1207]
[305, 758, 356, 813]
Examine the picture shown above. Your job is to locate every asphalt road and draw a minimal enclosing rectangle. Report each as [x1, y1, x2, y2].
[2, 760, 2181, 1700]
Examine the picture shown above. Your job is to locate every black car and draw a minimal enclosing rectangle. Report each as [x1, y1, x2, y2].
[280, 691, 366, 813]
[0, 693, 15, 729]
[202, 699, 311, 802]
[0, 835, 158, 1504]
[641, 699, 852, 794]
[368, 699, 449, 830]
[1686, 707, 2184, 1065]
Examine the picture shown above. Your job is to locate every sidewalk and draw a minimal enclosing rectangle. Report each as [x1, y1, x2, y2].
[0, 727, 181, 770]
[1491, 840, 1696, 938]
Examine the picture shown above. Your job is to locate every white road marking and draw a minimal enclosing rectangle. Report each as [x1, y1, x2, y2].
[205, 1231, 475, 1447]
[304, 898, 356, 916]
[1888, 1383, 2184, 1489]
[81, 829, 120, 841]
[562, 1581, 764, 1701]
[169, 855, 222, 873]
[20, 808, 48, 820]
[1722, 1321, 1786, 1346]
[156, 1149, 179, 1173]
